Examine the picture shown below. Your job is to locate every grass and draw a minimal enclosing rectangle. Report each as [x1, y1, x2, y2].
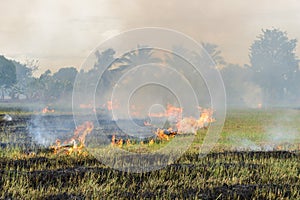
[0, 108, 300, 199]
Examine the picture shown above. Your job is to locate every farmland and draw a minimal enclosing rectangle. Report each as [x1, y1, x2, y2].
[0, 108, 300, 199]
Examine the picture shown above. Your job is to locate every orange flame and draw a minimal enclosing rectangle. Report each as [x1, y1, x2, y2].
[130, 105, 141, 117]
[42, 106, 55, 114]
[196, 108, 215, 128]
[257, 103, 262, 109]
[176, 108, 215, 134]
[79, 103, 93, 109]
[107, 100, 120, 111]
[117, 139, 123, 148]
[52, 121, 94, 155]
[109, 106, 215, 147]
[111, 135, 127, 148]
[148, 103, 182, 122]
[144, 121, 152, 126]
[126, 139, 131, 146]
[111, 135, 116, 146]
[149, 139, 154, 146]
[155, 128, 177, 140]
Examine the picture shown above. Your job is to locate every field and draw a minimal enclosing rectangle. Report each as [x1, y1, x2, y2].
[0, 108, 300, 199]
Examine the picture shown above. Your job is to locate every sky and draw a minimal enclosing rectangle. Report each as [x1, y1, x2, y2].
[0, 0, 300, 75]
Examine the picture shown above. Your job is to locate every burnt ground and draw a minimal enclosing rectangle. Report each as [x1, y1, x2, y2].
[0, 114, 160, 152]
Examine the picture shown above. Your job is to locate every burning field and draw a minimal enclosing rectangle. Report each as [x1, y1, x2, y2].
[0, 108, 300, 199]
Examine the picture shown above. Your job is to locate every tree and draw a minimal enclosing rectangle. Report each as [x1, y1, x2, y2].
[201, 42, 226, 68]
[94, 48, 116, 70]
[38, 70, 55, 101]
[93, 48, 118, 90]
[164, 45, 221, 107]
[249, 28, 299, 104]
[53, 67, 77, 83]
[92, 46, 162, 103]
[51, 67, 77, 101]
[11, 60, 38, 100]
[117, 45, 161, 70]
[220, 64, 254, 106]
[0, 56, 16, 99]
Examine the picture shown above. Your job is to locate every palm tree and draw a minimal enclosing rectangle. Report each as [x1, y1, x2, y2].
[201, 42, 226, 68]
[116, 45, 162, 70]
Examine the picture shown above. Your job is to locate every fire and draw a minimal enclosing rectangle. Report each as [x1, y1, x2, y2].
[144, 121, 152, 126]
[117, 139, 123, 148]
[51, 121, 94, 155]
[79, 103, 93, 109]
[111, 136, 157, 147]
[165, 104, 183, 120]
[196, 107, 215, 128]
[126, 139, 131, 146]
[130, 105, 141, 117]
[111, 135, 116, 146]
[176, 108, 215, 134]
[42, 106, 55, 114]
[111, 135, 125, 148]
[155, 128, 177, 140]
[107, 100, 120, 111]
[110, 106, 215, 148]
[257, 103, 262, 109]
[80, 104, 96, 112]
[148, 103, 182, 122]
[149, 139, 154, 146]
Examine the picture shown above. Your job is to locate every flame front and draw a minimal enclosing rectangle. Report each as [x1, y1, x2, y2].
[42, 106, 55, 114]
[111, 106, 215, 145]
[176, 108, 215, 134]
[107, 100, 120, 111]
[51, 121, 94, 155]
[148, 104, 182, 121]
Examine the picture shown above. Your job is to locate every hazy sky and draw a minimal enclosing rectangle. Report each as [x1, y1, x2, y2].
[1, 0, 300, 75]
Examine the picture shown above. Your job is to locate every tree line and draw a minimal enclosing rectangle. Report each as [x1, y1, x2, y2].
[0, 28, 299, 107]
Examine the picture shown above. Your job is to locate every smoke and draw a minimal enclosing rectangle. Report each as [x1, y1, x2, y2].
[0, 0, 121, 75]
[242, 82, 263, 109]
[264, 110, 300, 147]
[228, 134, 261, 151]
[227, 109, 300, 151]
[109, 0, 300, 66]
[29, 111, 75, 147]
[2, 0, 300, 74]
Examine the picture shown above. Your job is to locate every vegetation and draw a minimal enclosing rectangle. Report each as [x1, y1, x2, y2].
[0, 28, 299, 107]
[249, 28, 299, 104]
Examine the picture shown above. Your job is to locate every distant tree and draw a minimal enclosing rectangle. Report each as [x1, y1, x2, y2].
[165, 45, 191, 69]
[249, 28, 299, 104]
[53, 67, 77, 94]
[52, 67, 78, 99]
[93, 48, 118, 90]
[11, 60, 38, 100]
[0, 56, 16, 99]
[201, 42, 226, 68]
[93, 46, 161, 102]
[165, 45, 221, 106]
[53, 67, 77, 83]
[38, 70, 56, 101]
[221, 64, 252, 105]
[117, 45, 161, 70]
[116, 45, 163, 90]
[94, 48, 116, 70]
